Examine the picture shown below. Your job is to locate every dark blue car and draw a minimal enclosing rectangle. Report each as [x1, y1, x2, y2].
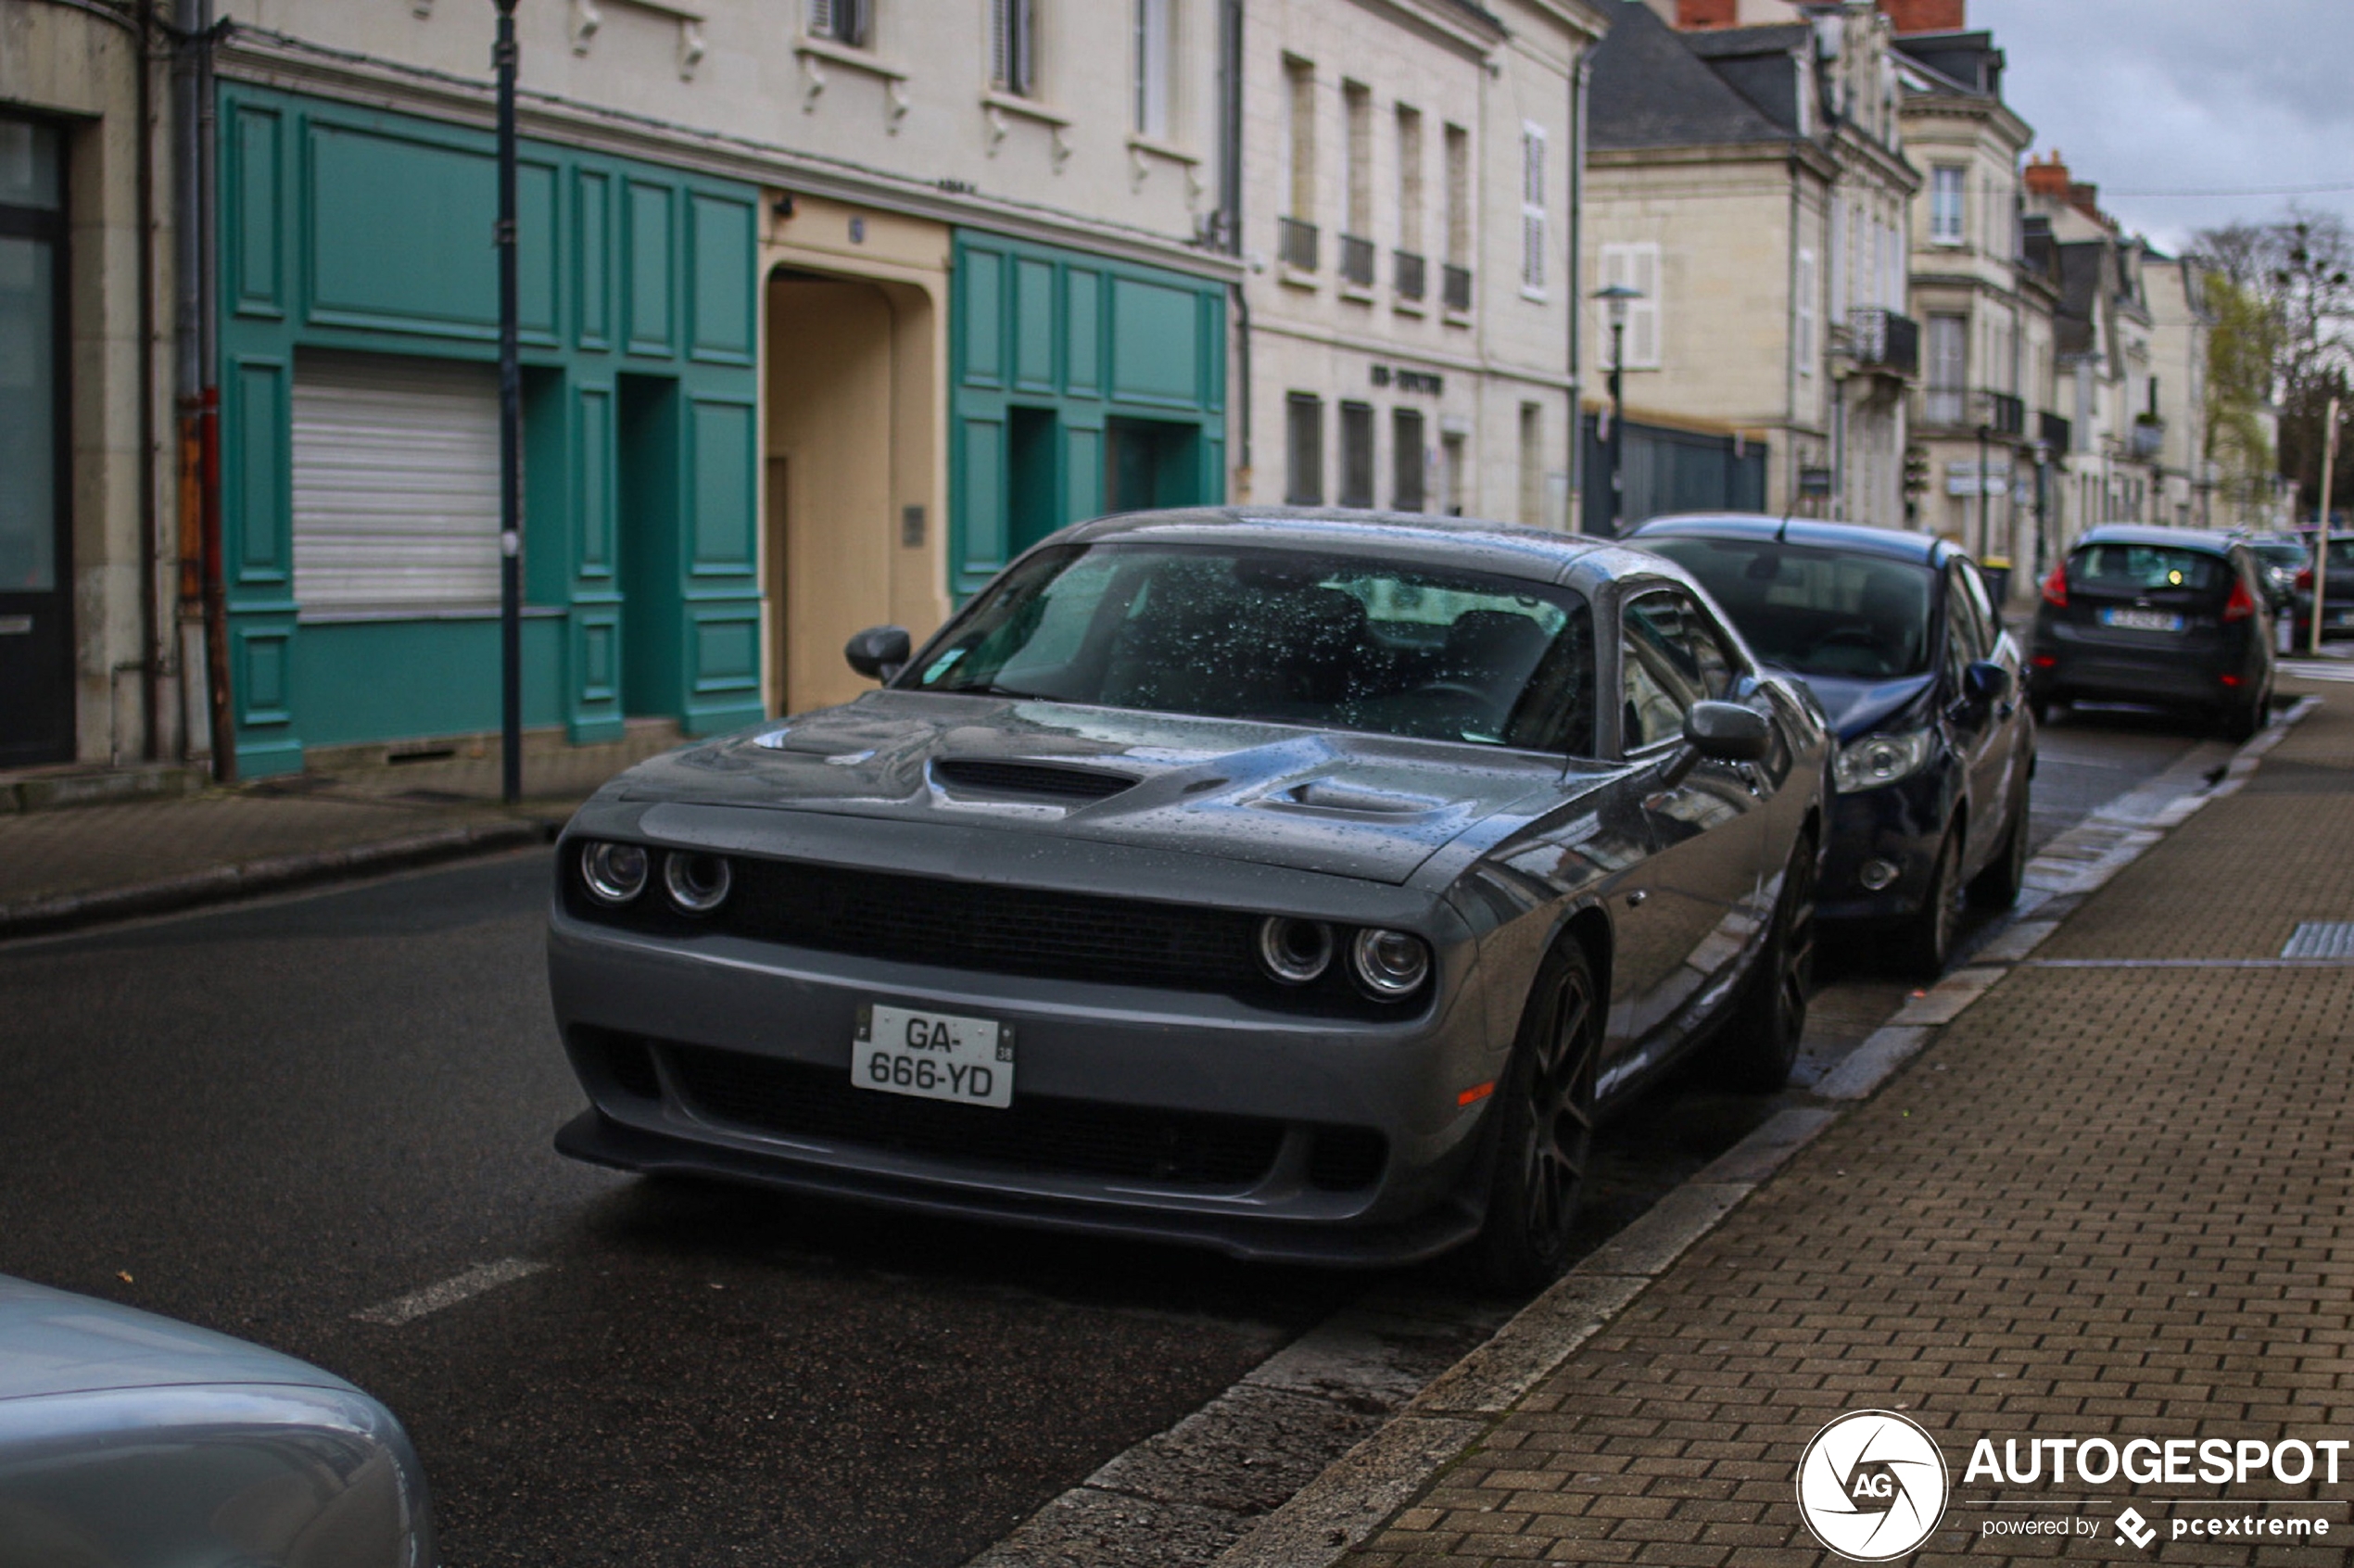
[1630, 516, 2034, 976]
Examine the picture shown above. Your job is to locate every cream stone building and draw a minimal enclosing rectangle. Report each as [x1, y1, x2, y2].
[1, 2, 176, 772]
[1236, 0, 1607, 529]
[1581, 0, 1919, 531]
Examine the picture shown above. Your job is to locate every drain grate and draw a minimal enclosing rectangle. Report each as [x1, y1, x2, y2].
[2281, 922, 2354, 959]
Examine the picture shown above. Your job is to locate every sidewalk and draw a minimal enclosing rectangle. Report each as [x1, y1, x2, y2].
[0, 727, 682, 937]
[1243, 679, 2354, 1567]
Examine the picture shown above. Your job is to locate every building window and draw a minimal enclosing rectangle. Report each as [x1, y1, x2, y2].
[1443, 122, 1471, 311]
[1396, 105, 1424, 291]
[1520, 123, 1547, 296]
[1598, 242, 1661, 369]
[1342, 81, 1373, 278]
[992, 0, 1037, 96]
[1392, 408, 1425, 511]
[1795, 247, 1816, 377]
[1133, 0, 1171, 139]
[1285, 393, 1323, 505]
[1930, 165, 1965, 246]
[1927, 312, 1966, 424]
[807, 0, 871, 45]
[1285, 57, 1315, 223]
[1439, 431, 1465, 515]
[1339, 401, 1375, 508]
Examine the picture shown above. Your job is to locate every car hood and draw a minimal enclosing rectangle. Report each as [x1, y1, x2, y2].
[0, 1275, 361, 1402]
[602, 691, 1593, 886]
[1776, 670, 1936, 741]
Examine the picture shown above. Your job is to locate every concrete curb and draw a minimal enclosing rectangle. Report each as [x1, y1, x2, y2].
[1196, 694, 2322, 1568]
[0, 817, 556, 941]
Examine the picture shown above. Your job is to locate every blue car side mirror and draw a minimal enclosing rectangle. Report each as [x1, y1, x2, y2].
[1963, 660, 2013, 704]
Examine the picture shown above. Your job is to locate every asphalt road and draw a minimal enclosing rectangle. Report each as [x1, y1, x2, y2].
[0, 708, 2207, 1567]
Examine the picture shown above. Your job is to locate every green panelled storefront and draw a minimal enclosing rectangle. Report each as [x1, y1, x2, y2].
[949, 230, 1226, 599]
[217, 84, 763, 776]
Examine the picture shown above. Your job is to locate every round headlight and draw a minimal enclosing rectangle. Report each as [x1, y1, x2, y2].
[580, 841, 649, 904]
[663, 851, 732, 915]
[1350, 928, 1431, 1000]
[1257, 917, 1334, 984]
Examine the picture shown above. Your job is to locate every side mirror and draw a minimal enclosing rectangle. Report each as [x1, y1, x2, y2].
[1683, 700, 1772, 763]
[844, 625, 912, 682]
[1963, 660, 2013, 705]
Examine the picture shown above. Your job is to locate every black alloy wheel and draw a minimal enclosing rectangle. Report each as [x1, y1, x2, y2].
[2221, 677, 2271, 743]
[1892, 825, 1965, 980]
[1472, 941, 1602, 1293]
[1714, 832, 1817, 1093]
[1968, 773, 2031, 911]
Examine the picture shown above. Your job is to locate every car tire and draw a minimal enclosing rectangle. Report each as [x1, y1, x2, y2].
[1892, 824, 1965, 980]
[1470, 940, 1602, 1294]
[2221, 680, 2269, 743]
[1712, 831, 1816, 1094]
[1968, 774, 2031, 911]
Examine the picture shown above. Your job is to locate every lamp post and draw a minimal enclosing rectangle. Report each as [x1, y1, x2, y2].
[1592, 284, 1642, 537]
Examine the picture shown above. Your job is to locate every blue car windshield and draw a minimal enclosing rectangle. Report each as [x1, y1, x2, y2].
[905, 541, 1599, 754]
[1642, 537, 1936, 679]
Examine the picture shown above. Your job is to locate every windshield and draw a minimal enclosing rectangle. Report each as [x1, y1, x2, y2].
[2252, 541, 2309, 569]
[1641, 537, 1936, 679]
[905, 542, 1598, 753]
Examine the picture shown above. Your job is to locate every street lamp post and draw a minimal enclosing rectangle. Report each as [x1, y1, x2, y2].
[1592, 284, 1642, 537]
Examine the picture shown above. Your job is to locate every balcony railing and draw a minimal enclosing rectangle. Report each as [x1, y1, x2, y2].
[1983, 390, 2025, 436]
[1395, 249, 1426, 301]
[1339, 234, 1375, 288]
[1847, 308, 1919, 376]
[1442, 262, 1472, 312]
[2039, 410, 2071, 452]
[1277, 216, 1319, 272]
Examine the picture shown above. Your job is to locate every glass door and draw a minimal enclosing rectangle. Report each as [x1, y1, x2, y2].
[0, 117, 71, 766]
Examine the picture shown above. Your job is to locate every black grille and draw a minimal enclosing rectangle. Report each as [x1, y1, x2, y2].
[566, 852, 1409, 1018]
[931, 759, 1138, 802]
[664, 1043, 1286, 1187]
[1308, 1127, 1388, 1191]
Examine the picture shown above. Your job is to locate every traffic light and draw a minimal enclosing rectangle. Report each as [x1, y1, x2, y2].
[1903, 445, 1930, 498]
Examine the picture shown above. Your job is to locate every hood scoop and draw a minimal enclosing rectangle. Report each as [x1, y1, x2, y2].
[930, 758, 1141, 803]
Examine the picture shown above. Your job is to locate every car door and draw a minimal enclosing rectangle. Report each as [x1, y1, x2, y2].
[1941, 560, 2012, 875]
[1605, 586, 1765, 1087]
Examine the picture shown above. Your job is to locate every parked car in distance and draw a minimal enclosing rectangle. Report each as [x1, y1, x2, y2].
[1629, 515, 2033, 977]
[2291, 536, 2354, 645]
[2245, 533, 2310, 614]
[548, 508, 1832, 1290]
[0, 1273, 435, 1567]
[2029, 525, 2276, 739]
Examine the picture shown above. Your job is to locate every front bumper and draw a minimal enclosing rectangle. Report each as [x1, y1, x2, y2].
[1817, 769, 1950, 922]
[546, 903, 1504, 1268]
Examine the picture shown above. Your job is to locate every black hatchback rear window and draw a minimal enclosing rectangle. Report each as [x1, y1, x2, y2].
[2069, 544, 2225, 593]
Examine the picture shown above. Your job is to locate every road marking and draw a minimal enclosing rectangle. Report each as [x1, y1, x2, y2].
[2281, 659, 2354, 682]
[2023, 957, 2354, 968]
[353, 1258, 546, 1326]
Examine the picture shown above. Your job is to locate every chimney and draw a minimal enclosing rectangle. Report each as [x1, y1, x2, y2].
[1877, 0, 1965, 33]
[1676, 0, 1739, 27]
[2026, 150, 2111, 229]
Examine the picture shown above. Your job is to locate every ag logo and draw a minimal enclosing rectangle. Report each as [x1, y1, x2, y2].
[1796, 1410, 1950, 1561]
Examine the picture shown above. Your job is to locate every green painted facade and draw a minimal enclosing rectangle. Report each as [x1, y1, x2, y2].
[216, 85, 763, 775]
[949, 231, 1226, 599]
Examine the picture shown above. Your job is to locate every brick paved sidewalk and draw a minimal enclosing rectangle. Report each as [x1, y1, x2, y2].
[0, 726, 680, 926]
[1348, 689, 2354, 1566]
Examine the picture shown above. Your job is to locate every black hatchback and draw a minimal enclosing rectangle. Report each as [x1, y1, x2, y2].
[1631, 516, 2033, 976]
[2028, 526, 2274, 739]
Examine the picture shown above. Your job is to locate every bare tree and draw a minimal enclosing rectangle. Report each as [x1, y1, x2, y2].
[2191, 208, 2354, 516]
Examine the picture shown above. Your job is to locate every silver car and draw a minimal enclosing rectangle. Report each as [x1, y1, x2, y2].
[547, 509, 1830, 1288]
[0, 1274, 435, 1566]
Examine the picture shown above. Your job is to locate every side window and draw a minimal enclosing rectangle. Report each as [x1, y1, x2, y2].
[1955, 560, 1999, 649]
[1943, 564, 1989, 674]
[1622, 589, 1708, 751]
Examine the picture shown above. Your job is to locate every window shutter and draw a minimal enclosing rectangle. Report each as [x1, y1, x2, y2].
[1520, 124, 1547, 293]
[1628, 245, 1660, 368]
[1796, 247, 1816, 374]
[809, 0, 833, 37]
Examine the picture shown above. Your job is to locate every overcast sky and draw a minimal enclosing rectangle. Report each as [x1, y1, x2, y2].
[1968, 0, 2354, 255]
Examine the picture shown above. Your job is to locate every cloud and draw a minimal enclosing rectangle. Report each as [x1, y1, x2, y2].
[1969, 0, 2354, 251]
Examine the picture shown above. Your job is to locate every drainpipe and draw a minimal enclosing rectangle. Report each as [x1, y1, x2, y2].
[1566, 39, 1592, 531]
[173, 0, 231, 780]
[136, 0, 160, 759]
[1220, 0, 1248, 493]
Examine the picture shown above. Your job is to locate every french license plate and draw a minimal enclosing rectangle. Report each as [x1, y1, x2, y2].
[853, 1003, 1014, 1108]
[2099, 607, 2183, 633]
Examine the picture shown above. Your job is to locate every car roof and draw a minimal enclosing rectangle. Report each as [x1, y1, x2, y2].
[1628, 512, 1952, 566]
[1056, 506, 1655, 588]
[2067, 525, 2244, 555]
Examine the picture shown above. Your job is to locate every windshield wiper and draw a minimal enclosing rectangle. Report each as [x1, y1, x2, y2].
[941, 681, 1068, 702]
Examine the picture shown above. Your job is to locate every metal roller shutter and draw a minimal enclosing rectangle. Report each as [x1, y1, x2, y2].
[293, 351, 501, 619]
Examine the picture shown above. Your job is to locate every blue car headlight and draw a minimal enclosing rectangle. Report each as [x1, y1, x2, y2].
[1833, 728, 1936, 793]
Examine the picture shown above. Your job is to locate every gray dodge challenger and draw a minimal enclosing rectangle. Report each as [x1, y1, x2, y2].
[548, 509, 1830, 1288]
